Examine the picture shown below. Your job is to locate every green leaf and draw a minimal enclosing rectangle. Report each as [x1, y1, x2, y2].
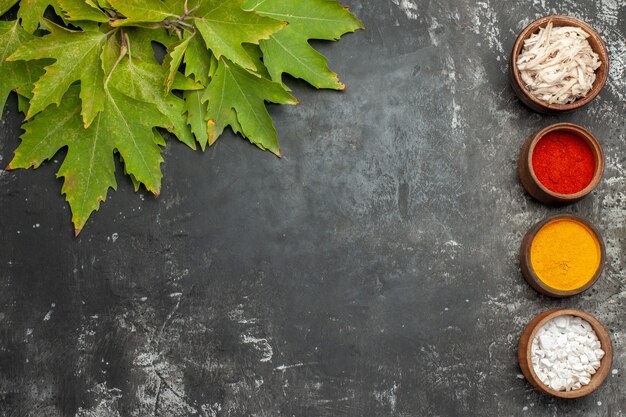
[17, 0, 58, 33]
[124, 27, 176, 63]
[15, 94, 29, 114]
[183, 89, 207, 150]
[0, 0, 18, 16]
[57, 0, 109, 22]
[164, 33, 192, 93]
[0, 20, 45, 113]
[243, 0, 362, 89]
[9, 83, 167, 234]
[171, 72, 203, 90]
[183, 30, 214, 86]
[203, 58, 297, 155]
[243, 43, 271, 79]
[10, 86, 115, 235]
[8, 20, 107, 126]
[123, 160, 142, 192]
[193, 0, 286, 71]
[120, 132, 162, 193]
[108, 0, 176, 26]
[100, 31, 120, 75]
[110, 55, 196, 149]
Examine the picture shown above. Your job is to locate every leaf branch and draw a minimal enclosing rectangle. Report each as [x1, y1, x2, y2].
[161, 4, 199, 31]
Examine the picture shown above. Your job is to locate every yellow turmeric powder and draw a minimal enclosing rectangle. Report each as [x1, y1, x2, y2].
[530, 218, 601, 291]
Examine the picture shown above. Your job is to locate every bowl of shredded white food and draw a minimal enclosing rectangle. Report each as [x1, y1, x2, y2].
[510, 15, 609, 113]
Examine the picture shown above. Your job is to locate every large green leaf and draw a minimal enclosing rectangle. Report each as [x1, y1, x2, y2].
[0, 20, 45, 113]
[193, 0, 286, 71]
[9, 83, 168, 234]
[203, 58, 297, 155]
[8, 20, 108, 126]
[243, 0, 363, 89]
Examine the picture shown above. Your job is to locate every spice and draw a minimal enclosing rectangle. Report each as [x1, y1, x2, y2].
[531, 315, 604, 391]
[517, 22, 601, 104]
[532, 130, 595, 194]
[530, 218, 601, 291]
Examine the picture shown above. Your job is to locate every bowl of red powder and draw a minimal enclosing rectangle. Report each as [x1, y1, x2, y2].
[519, 123, 604, 204]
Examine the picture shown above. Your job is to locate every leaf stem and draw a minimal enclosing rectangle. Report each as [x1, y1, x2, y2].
[105, 31, 128, 89]
[161, 4, 199, 30]
[104, 7, 125, 21]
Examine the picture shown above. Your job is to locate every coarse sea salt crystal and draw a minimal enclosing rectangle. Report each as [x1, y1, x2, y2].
[531, 315, 604, 392]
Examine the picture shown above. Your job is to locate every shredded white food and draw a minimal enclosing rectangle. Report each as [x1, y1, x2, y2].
[517, 22, 601, 105]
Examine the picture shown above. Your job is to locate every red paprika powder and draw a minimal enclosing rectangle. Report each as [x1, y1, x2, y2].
[532, 130, 595, 194]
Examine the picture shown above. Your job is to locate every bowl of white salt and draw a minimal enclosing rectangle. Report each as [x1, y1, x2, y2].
[518, 309, 612, 398]
[510, 15, 609, 113]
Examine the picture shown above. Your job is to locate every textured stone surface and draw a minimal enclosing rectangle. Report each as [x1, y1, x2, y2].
[1, 1, 625, 416]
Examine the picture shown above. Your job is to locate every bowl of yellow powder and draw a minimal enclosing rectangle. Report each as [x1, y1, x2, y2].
[520, 214, 605, 297]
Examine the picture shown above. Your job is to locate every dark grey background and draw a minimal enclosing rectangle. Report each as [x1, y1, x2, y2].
[2, 0, 626, 416]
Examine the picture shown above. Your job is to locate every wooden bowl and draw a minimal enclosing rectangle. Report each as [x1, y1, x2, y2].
[520, 213, 605, 297]
[518, 123, 604, 205]
[510, 15, 609, 113]
[518, 309, 613, 398]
